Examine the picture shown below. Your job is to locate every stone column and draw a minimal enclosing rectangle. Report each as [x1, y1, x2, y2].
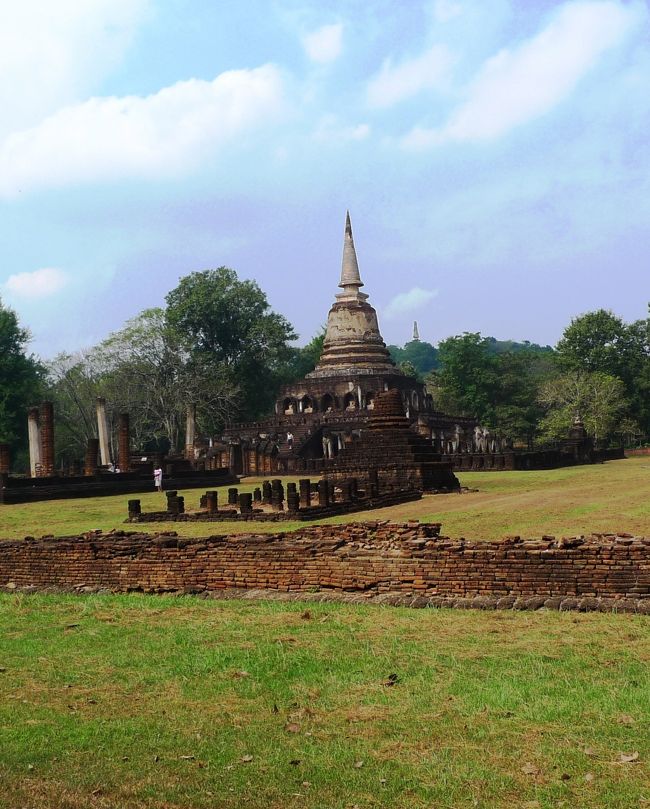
[228, 487, 239, 505]
[96, 397, 110, 467]
[27, 407, 41, 478]
[262, 481, 272, 505]
[185, 404, 196, 460]
[0, 444, 10, 474]
[118, 413, 130, 472]
[39, 401, 55, 477]
[85, 438, 100, 476]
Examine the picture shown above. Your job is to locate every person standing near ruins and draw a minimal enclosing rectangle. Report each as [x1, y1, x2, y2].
[154, 465, 163, 492]
[286, 431, 294, 450]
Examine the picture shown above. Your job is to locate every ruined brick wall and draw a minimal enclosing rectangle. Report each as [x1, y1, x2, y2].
[0, 524, 648, 612]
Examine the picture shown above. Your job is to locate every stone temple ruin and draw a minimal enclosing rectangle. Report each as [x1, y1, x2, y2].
[0, 212, 622, 503]
[211, 213, 621, 476]
[212, 212, 478, 475]
[126, 388, 460, 524]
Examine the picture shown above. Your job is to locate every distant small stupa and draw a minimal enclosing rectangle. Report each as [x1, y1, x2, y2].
[412, 321, 420, 342]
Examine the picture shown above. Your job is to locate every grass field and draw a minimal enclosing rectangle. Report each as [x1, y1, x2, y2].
[1, 457, 649, 541]
[1, 461, 649, 807]
[0, 594, 648, 809]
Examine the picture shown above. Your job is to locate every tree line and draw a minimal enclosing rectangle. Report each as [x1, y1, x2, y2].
[0, 267, 648, 471]
[390, 309, 649, 447]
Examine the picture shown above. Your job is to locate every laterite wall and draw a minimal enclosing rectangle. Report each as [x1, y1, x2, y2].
[0, 523, 648, 612]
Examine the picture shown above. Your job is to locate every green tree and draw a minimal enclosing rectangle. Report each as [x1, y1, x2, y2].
[491, 349, 555, 446]
[165, 268, 296, 419]
[484, 337, 554, 355]
[431, 333, 556, 444]
[398, 360, 418, 378]
[281, 328, 326, 382]
[432, 333, 500, 422]
[0, 299, 44, 466]
[48, 309, 239, 463]
[99, 309, 238, 452]
[47, 350, 106, 463]
[538, 370, 628, 444]
[556, 308, 649, 436]
[557, 309, 645, 382]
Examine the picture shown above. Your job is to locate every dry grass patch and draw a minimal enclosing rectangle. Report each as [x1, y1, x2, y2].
[1, 594, 647, 808]
[2, 459, 650, 541]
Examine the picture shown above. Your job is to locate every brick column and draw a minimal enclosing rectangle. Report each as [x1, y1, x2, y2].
[118, 413, 130, 471]
[0, 444, 10, 474]
[299, 479, 311, 508]
[39, 401, 55, 477]
[84, 438, 100, 476]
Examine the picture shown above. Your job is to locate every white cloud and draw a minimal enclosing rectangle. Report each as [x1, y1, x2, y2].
[0, 0, 149, 136]
[0, 65, 286, 197]
[302, 23, 343, 64]
[384, 287, 439, 319]
[313, 118, 370, 142]
[403, 0, 645, 147]
[367, 44, 453, 108]
[4, 268, 69, 299]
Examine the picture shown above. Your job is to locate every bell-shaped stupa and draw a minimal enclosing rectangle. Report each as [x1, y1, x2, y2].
[307, 212, 399, 378]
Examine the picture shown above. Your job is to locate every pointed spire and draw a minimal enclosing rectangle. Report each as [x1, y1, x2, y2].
[339, 211, 364, 291]
[412, 321, 420, 341]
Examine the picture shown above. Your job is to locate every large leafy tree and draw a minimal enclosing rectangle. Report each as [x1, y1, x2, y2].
[47, 350, 106, 462]
[48, 309, 240, 462]
[432, 333, 500, 423]
[556, 308, 649, 435]
[491, 349, 555, 447]
[557, 309, 646, 383]
[165, 268, 296, 419]
[538, 370, 629, 444]
[99, 309, 238, 450]
[0, 299, 44, 465]
[281, 328, 326, 383]
[430, 332, 555, 444]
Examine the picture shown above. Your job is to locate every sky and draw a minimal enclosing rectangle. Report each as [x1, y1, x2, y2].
[1, 0, 649, 358]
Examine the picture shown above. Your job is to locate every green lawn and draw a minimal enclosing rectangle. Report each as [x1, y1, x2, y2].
[0, 594, 648, 809]
[1, 457, 649, 540]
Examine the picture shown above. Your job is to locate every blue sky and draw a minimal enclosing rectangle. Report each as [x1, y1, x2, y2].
[1, 0, 649, 357]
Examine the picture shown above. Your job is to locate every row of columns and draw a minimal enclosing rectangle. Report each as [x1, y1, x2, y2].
[25, 399, 132, 478]
[7, 399, 196, 478]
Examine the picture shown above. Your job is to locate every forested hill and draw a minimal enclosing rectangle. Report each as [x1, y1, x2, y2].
[483, 337, 554, 355]
[388, 336, 553, 376]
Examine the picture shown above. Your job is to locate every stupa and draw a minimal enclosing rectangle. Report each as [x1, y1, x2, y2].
[324, 389, 460, 492]
[216, 212, 476, 475]
[306, 211, 398, 378]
